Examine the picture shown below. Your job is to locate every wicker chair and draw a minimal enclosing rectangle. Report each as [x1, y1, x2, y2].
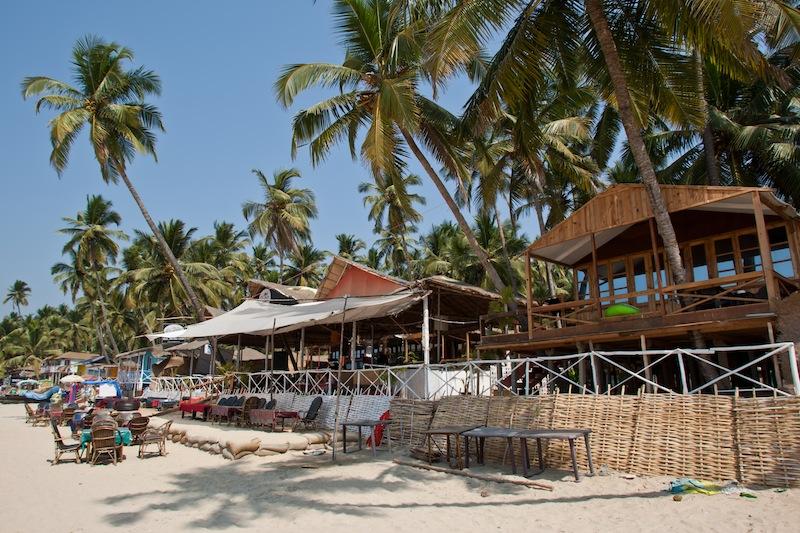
[50, 418, 82, 465]
[25, 403, 49, 427]
[139, 420, 172, 459]
[90, 426, 119, 465]
[60, 406, 76, 427]
[127, 416, 150, 444]
[236, 396, 260, 427]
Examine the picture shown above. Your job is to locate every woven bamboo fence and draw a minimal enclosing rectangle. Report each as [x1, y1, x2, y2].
[390, 393, 800, 487]
[734, 397, 800, 487]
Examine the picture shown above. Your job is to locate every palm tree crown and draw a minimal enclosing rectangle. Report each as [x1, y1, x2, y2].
[242, 168, 317, 283]
[3, 281, 31, 316]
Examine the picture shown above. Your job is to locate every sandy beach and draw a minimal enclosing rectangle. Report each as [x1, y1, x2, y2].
[1, 404, 797, 533]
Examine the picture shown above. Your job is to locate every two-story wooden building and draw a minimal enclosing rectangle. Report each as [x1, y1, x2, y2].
[480, 185, 800, 391]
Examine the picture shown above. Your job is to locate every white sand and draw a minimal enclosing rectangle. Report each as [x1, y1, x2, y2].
[1, 403, 798, 533]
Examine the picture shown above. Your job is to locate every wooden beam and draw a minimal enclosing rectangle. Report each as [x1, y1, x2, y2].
[786, 221, 800, 277]
[640, 334, 653, 393]
[752, 191, 779, 308]
[526, 252, 533, 340]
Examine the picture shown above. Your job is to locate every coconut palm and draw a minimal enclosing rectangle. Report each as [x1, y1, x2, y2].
[274, 0, 509, 294]
[427, 0, 800, 285]
[21, 35, 206, 318]
[3, 281, 31, 316]
[58, 194, 126, 354]
[242, 168, 317, 283]
[335, 234, 367, 261]
[120, 220, 229, 318]
[283, 245, 327, 287]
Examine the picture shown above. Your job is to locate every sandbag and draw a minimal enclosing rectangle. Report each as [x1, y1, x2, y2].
[222, 449, 235, 461]
[226, 438, 261, 457]
[234, 450, 254, 460]
[260, 442, 289, 453]
[254, 448, 279, 457]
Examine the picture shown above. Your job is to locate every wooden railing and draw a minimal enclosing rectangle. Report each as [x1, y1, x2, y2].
[481, 270, 793, 339]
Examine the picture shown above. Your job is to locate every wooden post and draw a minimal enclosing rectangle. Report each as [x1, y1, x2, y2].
[299, 328, 306, 370]
[752, 191, 779, 308]
[590, 233, 602, 319]
[236, 334, 242, 372]
[649, 218, 667, 315]
[264, 335, 269, 372]
[526, 252, 534, 340]
[640, 334, 653, 393]
[331, 296, 350, 461]
[269, 318, 276, 371]
[350, 321, 358, 370]
[767, 322, 783, 388]
[787, 221, 800, 274]
[466, 332, 471, 361]
[589, 341, 600, 394]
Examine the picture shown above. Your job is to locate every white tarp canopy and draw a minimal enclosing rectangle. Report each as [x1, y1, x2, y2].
[146, 291, 423, 341]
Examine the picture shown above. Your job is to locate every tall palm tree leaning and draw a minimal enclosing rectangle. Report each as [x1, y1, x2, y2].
[21, 35, 206, 320]
[274, 0, 508, 295]
[242, 168, 317, 284]
[430, 0, 800, 287]
[3, 281, 31, 316]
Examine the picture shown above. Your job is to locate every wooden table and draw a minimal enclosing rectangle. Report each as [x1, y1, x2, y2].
[423, 425, 482, 469]
[462, 426, 522, 474]
[209, 405, 241, 425]
[250, 410, 300, 431]
[342, 419, 393, 456]
[514, 428, 595, 481]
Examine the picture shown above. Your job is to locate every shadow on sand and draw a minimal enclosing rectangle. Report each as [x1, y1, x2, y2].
[100, 452, 665, 529]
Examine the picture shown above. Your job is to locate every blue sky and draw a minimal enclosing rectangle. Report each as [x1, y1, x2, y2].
[0, 1, 531, 315]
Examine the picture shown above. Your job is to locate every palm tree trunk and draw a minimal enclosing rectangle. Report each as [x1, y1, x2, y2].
[113, 160, 206, 319]
[494, 206, 519, 292]
[532, 196, 557, 298]
[90, 303, 108, 357]
[278, 252, 285, 284]
[584, 0, 687, 286]
[695, 51, 721, 186]
[93, 268, 120, 356]
[399, 127, 508, 294]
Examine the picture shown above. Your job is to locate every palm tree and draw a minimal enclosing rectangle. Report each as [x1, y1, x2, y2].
[427, 0, 799, 286]
[283, 244, 327, 287]
[274, 0, 509, 294]
[3, 281, 31, 316]
[335, 233, 367, 261]
[242, 168, 317, 283]
[120, 220, 229, 318]
[59, 194, 126, 354]
[21, 35, 206, 318]
[359, 172, 425, 262]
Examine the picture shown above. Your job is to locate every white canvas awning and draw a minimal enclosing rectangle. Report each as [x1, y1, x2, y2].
[146, 291, 423, 340]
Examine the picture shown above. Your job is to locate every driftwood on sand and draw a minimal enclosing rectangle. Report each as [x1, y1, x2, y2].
[393, 458, 554, 491]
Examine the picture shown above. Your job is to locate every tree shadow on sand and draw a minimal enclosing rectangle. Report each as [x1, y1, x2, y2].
[100, 453, 665, 529]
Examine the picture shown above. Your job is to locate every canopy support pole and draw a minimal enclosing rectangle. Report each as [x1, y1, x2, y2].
[236, 334, 242, 372]
[422, 294, 431, 399]
[332, 296, 349, 462]
[270, 318, 276, 371]
[299, 328, 306, 370]
[350, 321, 358, 370]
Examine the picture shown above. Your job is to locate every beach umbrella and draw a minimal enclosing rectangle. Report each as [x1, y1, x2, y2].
[60, 375, 85, 384]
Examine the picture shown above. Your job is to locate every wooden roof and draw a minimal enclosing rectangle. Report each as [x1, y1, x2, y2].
[528, 185, 798, 265]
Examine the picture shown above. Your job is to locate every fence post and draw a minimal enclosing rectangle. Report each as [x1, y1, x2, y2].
[788, 343, 800, 396]
[676, 350, 689, 394]
[525, 360, 530, 396]
[590, 352, 600, 394]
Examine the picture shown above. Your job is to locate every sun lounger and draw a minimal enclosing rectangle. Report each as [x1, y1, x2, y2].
[294, 396, 323, 430]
